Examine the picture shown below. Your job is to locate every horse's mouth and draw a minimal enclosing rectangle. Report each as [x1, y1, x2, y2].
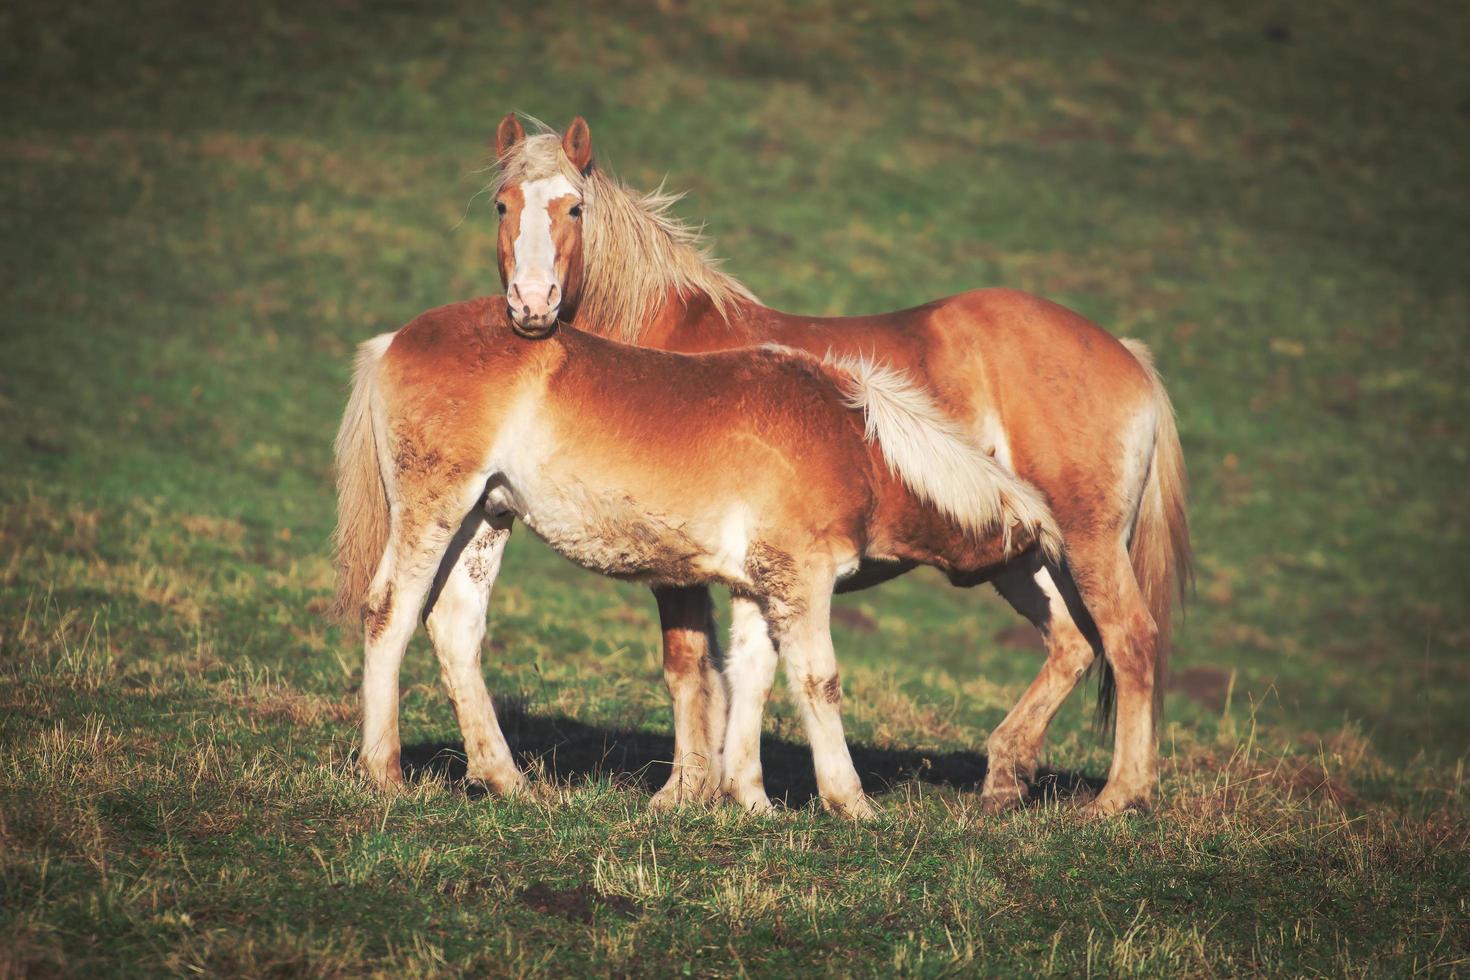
[509, 312, 559, 339]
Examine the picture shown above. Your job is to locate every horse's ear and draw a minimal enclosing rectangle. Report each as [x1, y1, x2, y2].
[562, 116, 593, 174]
[495, 114, 525, 159]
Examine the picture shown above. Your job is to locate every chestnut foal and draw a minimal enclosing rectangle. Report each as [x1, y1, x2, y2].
[332, 299, 1061, 817]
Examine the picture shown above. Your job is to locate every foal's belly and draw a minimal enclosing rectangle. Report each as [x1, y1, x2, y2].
[492, 471, 752, 589]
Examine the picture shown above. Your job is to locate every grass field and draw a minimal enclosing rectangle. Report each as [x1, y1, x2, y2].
[3, 0, 1468, 974]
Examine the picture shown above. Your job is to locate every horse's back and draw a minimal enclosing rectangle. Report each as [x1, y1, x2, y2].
[933, 288, 1150, 390]
[708, 288, 1159, 539]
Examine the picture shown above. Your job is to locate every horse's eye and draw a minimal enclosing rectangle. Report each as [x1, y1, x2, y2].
[569, 204, 583, 219]
[495, 201, 507, 216]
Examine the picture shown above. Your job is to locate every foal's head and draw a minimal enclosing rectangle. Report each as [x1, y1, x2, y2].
[492, 114, 593, 338]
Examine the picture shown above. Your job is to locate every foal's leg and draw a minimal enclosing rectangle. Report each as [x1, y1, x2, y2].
[359, 514, 460, 789]
[720, 595, 779, 813]
[423, 510, 529, 796]
[773, 589, 872, 820]
[650, 585, 728, 809]
[981, 554, 1097, 813]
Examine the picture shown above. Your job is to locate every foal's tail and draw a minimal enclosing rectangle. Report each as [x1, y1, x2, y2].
[330, 333, 396, 626]
[828, 355, 1063, 561]
[1119, 339, 1193, 712]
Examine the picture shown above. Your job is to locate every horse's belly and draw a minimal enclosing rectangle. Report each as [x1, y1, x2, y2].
[500, 474, 749, 587]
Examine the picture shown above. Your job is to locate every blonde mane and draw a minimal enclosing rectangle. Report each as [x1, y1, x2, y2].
[493, 130, 757, 344]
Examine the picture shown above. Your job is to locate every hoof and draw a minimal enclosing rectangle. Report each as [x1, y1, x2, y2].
[730, 793, 776, 816]
[360, 759, 406, 792]
[979, 791, 1024, 815]
[510, 779, 559, 803]
[1079, 794, 1152, 820]
[980, 756, 1033, 810]
[821, 794, 876, 821]
[649, 774, 720, 811]
[648, 784, 696, 812]
[464, 770, 552, 802]
[647, 787, 682, 812]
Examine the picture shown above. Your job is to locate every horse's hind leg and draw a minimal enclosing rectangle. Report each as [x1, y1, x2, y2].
[359, 510, 462, 789]
[1073, 543, 1159, 816]
[981, 552, 1098, 812]
[423, 509, 528, 796]
[720, 595, 779, 813]
[650, 585, 727, 809]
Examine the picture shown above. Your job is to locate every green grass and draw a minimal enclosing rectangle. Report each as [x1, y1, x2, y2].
[2, 0, 1468, 974]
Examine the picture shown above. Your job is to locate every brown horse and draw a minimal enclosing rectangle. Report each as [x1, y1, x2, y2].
[332, 298, 1062, 816]
[341, 115, 1191, 817]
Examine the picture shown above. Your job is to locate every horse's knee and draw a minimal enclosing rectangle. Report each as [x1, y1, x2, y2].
[799, 672, 842, 707]
[1103, 604, 1156, 659]
[363, 583, 395, 643]
[1132, 605, 1159, 648]
[1051, 627, 1096, 680]
[1095, 607, 1159, 708]
[662, 629, 708, 684]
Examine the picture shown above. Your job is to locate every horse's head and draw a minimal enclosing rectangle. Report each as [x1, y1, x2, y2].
[492, 114, 593, 338]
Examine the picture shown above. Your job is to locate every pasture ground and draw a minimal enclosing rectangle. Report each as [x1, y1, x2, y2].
[2, 1, 1467, 974]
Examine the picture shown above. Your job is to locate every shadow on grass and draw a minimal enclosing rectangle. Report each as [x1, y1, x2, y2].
[400, 699, 1103, 809]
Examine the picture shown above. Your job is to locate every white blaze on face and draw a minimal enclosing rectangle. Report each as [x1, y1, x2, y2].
[508, 174, 579, 323]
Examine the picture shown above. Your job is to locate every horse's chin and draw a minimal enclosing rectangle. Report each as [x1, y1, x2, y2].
[509, 316, 559, 340]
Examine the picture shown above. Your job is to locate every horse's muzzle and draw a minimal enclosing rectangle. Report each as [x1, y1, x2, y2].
[508, 304, 559, 339]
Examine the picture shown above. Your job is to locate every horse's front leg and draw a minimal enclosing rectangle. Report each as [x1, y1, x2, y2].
[423, 509, 530, 796]
[649, 585, 727, 808]
[982, 555, 1098, 812]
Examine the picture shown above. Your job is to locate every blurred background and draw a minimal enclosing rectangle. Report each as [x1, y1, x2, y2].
[3, 1, 1468, 972]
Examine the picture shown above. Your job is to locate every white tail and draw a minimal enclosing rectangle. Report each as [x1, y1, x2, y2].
[828, 355, 1063, 561]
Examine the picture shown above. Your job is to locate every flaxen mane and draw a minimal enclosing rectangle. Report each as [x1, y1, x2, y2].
[493, 129, 757, 344]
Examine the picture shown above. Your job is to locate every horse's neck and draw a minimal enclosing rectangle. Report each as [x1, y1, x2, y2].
[568, 281, 915, 366]
[573, 286, 782, 353]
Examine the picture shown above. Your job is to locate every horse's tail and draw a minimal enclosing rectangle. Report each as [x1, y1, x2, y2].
[1117, 339, 1193, 718]
[828, 354, 1063, 562]
[330, 333, 396, 626]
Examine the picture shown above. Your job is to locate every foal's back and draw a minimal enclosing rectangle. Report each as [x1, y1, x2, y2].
[550, 331, 876, 513]
[376, 301, 882, 589]
[514, 329, 882, 586]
